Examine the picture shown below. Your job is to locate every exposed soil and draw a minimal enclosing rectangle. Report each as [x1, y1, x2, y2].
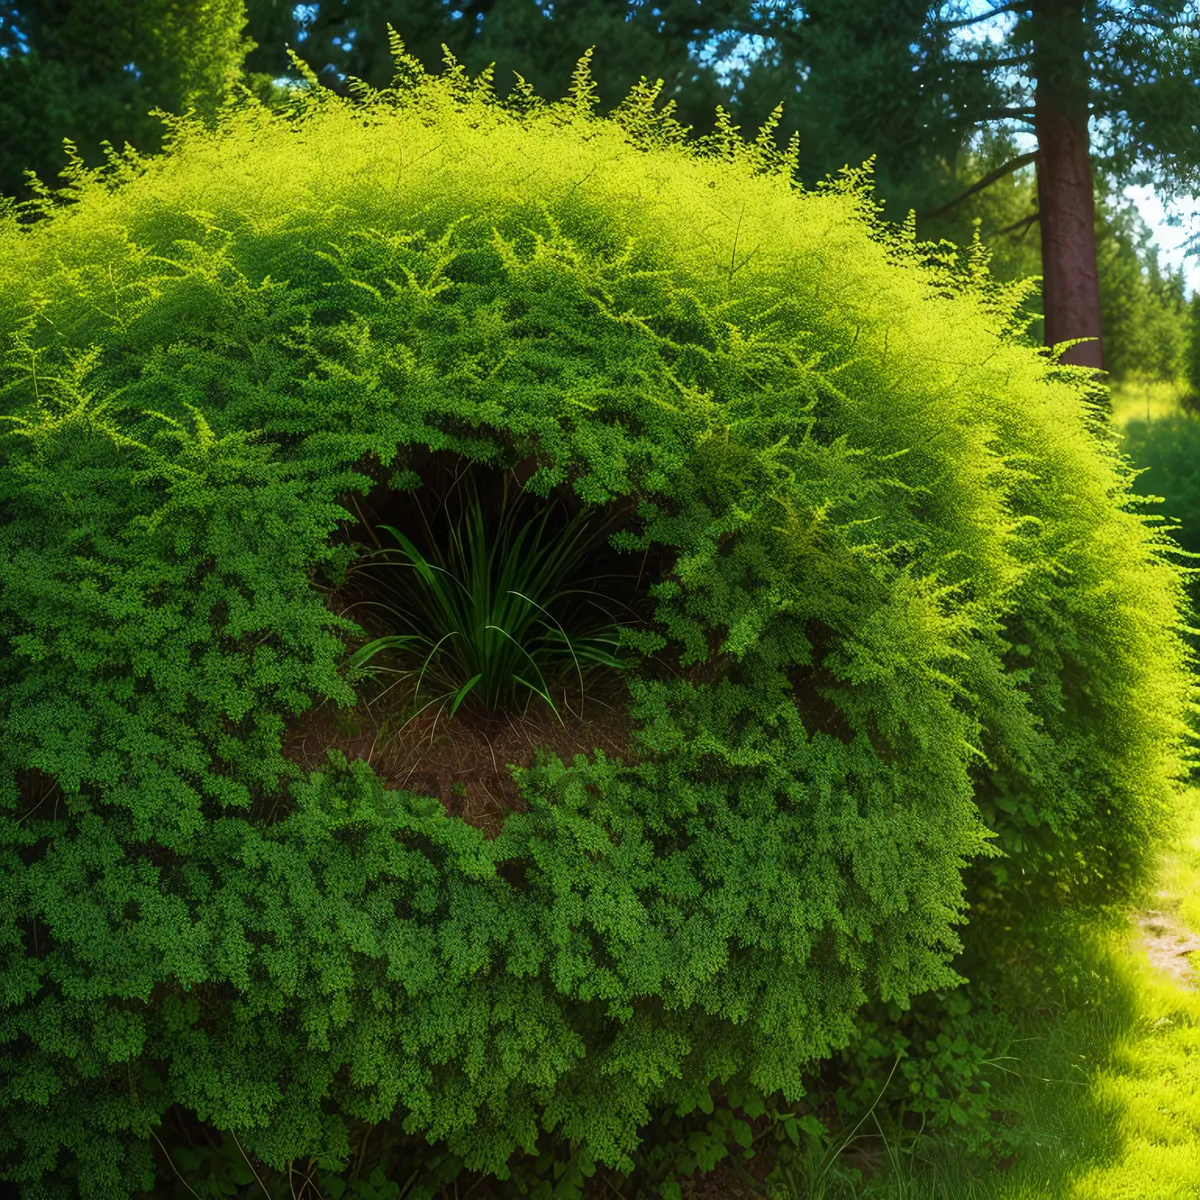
[280, 664, 635, 839]
[682, 1162, 771, 1200]
[267, 452, 663, 837]
[1129, 889, 1200, 991]
[274, 513, 647, 838]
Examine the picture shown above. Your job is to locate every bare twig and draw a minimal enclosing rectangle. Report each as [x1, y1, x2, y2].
[920, 151, 1039, 220]
[231, 1131, 274, 1200]
[994, 210, 1041, 238]
[148, 1127, 206, 1200]
[936, 2, 1031, 33]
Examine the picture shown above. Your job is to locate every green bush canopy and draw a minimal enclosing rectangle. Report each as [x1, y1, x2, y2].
[1, 32, 1196, 1200]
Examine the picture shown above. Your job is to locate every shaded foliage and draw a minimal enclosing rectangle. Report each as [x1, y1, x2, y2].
[0, 0, 289, 206]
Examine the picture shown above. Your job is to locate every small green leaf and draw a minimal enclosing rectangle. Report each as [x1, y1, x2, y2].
[228, 1162, 254, 1186]
[798, 1115, 828, 1139]
[730, 1119, 753, 1149]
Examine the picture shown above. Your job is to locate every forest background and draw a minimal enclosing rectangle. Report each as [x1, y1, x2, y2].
[1, 0, 1199, 389]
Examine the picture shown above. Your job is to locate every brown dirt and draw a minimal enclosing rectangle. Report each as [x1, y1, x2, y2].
[280, 671, 634, 839]
[275, 566, 639, 838]
[681, 1163, 770, 1200]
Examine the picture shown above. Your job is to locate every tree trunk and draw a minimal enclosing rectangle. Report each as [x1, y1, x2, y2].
[1031, 0, 1105, 373]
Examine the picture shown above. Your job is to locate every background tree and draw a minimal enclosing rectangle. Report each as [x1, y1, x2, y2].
[236, 0, 769, 149]
[676, 0, 1200, 374]
[2, 0, 1195, 384]
[905, 125, 1193, 383]
[1098, 193, 1191, 384]
[1186, 291, 1200, 407]
[0, 0, 296, 212]
[715, 0, 1200, 376]
[237, 0, 1198, 382]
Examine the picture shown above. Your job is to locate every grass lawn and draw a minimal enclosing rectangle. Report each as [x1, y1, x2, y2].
[987, 790, 1200, 1200]
[1108, 376, 1191, 428]
[990, 376, 1200, 1200]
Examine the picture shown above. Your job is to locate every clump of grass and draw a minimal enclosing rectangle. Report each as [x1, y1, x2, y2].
[341, 467, 637, 738]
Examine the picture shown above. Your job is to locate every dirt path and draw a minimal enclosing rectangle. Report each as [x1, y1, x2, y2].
[1130, 888, 1200, 991]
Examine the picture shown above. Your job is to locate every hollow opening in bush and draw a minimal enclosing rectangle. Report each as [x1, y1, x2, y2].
[346, 453, 647, 723]
[293, 449, 667, 833]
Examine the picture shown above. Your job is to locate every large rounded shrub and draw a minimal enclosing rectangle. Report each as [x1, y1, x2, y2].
[1, 34, 1195, 1199]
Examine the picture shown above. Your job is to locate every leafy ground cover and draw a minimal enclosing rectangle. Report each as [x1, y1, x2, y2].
[126, 388, 1200, 1200]
[135, 786, 1200, 1200]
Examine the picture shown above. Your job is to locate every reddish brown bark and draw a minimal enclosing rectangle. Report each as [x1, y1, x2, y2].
[1032, 0, 1105, 372]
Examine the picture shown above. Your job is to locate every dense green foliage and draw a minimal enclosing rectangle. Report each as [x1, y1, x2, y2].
[1118, 410, 1200, 701]
[1096, 200, 1192, 386]
[0, 35, 1195, 1200]
[1187, 292, 1200, 406]
[5, 1, 1195, 394]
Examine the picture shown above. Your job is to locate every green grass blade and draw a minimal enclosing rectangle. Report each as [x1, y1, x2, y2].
[448, 673, 483, 718]
[415, 631, 459, 701]
[347, 634, 424, 670]
[508, 589, 587, 710]
[510, 674, 564, 724]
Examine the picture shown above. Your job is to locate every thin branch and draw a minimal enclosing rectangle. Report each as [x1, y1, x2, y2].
[970, 106, 1039, 120]
[936, 1, 1032, 32]
[993, 210, 1041, 236]
[232, 1132, 274, 1200]
[172, 1108, 197, 1150]
[1108, 7, 1199, 33]
[921, 151, 1039, 219]
[939, 53, 1034, 70]
[148, 1128, 206, 1200]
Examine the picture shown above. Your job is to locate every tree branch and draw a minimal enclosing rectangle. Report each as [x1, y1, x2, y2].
[969, 107, 1038, 120]
[935, 2, 1032, 32]
[920, 152, 1040, 219]
[938, 53, 1034, 71]
[1108, 7, 1198, 34]
[993, 211, 1041, 237]
[957, 54, 1034, 71]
